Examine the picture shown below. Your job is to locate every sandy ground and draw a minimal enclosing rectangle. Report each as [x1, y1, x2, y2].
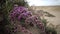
[44, 10, 60, 25]
[30, 6, 60, 34]
[44, 10, 60, 34]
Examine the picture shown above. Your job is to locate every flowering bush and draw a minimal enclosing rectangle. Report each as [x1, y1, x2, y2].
[9, 6, 46, 34]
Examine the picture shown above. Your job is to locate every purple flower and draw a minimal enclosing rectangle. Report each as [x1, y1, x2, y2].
[18, 15, 21, 20]
[13, 6, 19, 11]
[17, 6, 27, 12]
[35, 20, 41, 24]
[18, 13, 28, 19]
[9, 6, 46, 34]
[25, 16, 38, 25]
[17, 11, 32, 20]
[26, 11, 32, 16]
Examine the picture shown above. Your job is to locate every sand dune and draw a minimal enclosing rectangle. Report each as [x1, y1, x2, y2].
[30, 6, 60, 34]
[30, 6, 60, 11]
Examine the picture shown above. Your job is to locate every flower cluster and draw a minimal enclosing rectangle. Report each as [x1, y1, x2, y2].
[25, 16, 45, 31]
[9, 6, 46, 34]
[10, 6, 32, 21]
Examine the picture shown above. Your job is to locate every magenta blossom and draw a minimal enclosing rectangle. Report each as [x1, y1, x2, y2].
[9, 6, 46, 34]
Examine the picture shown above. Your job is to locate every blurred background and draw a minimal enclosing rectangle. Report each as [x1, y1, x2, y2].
[0, 0, 60, 34]
[27, 0, 60, 34]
